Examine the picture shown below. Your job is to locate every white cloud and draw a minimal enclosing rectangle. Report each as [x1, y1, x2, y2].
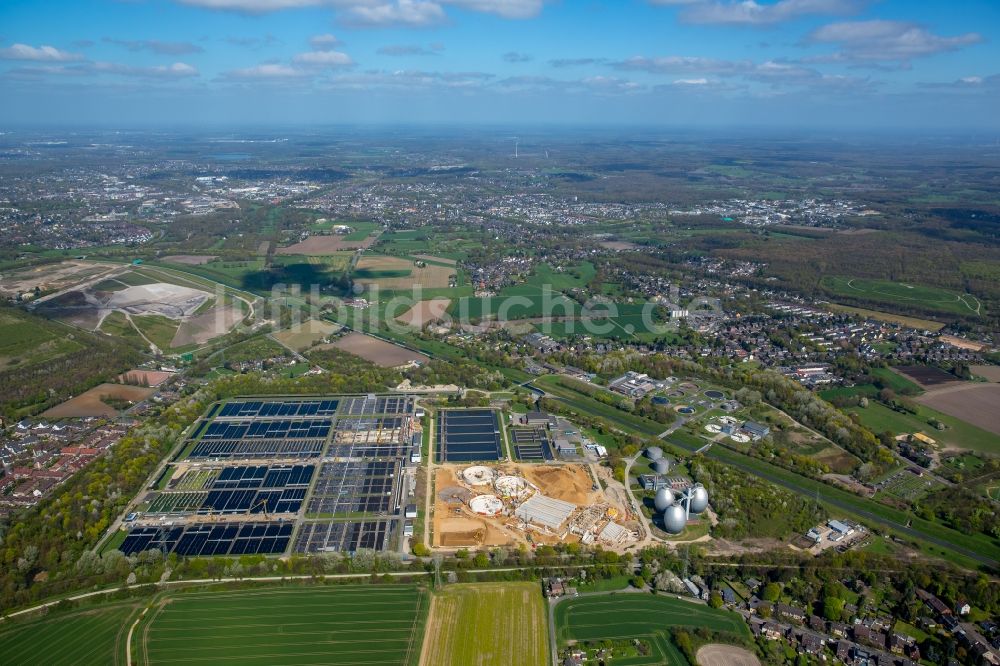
[806, 20, 982, 62]
[93, 61, 200, 78]
[310, 34, 342, 50]
[673, 77, 709, 85]
[293, 50, 354, 66]
[179, 0, 323, 12]
[440, 0, 544, 19]
[652, 0, 861, 26]
[550, 57, 606, 68]
[102, 38, 204, 55]
[377, 44, 441, 56]
[502, 51, 533, 63]
[225, 63, 307, 78]
[175, 0, 541, 23]
[0, 44, 84, 62]
[344, 1, 447, 27]
[612, 55, 750, 76]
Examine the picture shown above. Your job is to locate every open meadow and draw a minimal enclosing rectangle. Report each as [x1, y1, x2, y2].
[419, 582, 548, 666]
[821, 276, 981, 317]
[135, 585, 429, 666]
[42, 383, 155, 417]
[554, 593, 751, 666]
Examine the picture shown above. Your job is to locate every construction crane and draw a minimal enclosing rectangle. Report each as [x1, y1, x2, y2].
[249, 497, 269, 520]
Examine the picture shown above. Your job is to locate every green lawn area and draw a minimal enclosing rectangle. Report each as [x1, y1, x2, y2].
[893, 620, 930, 643]
[555, 593, 750, 665]
[577, 575, 632, 593]
[135, 585, 428, 666]
[871, 367, 924, 395]
[0, 308, 85, 369]
[271, 253, 353, 272]
[0, 600, 140, 666]
[533, 375, 665, 437]
[704, 444, 1000, 570]
[820, 276, 981, 317]
[131, 314, 180, 350]
[149, 259, 266, 293]
[422, 583, 547, 666]
[311, 220, 377, 240]
[100, 311, 145, 344]
[838, 399, 999, 454]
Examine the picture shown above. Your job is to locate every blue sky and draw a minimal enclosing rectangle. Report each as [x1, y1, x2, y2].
[1, 0, 998, 128]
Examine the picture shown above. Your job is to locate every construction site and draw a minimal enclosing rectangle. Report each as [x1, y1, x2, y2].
[431, 462, 639, 551]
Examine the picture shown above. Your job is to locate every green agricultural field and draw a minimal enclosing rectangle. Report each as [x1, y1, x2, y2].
[311, 220, 377, 240]
[839, 400, 1000, 454]
[0, 308, 85, 369]
[153, 259, 266, 292]
[421, 583, 547, 666]
[871, 368, 924, 395]
[0, 600, 141, 666]
[134, 585, 429, 666]
[821, 276, 982, 317]
[555, 593, 751, 665]
[272, 253, 353, 272]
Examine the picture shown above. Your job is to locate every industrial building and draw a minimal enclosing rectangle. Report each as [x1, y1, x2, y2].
[608, 371, 663, 399]
[515, 493, 576, 531]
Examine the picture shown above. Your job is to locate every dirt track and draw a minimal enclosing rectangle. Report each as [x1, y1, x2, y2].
[276, 235, 375, 255]
[696, 644, 761, 666]
[42, 383, 155, 417]
[396, 298, 451, 327]
[325, 332, 429, 367]
[170, 305, 243, 347]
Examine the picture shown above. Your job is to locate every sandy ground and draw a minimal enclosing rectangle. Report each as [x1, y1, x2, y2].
[916, 383, 1000, 436]
[170, 305, 243, 347]
[276, 235, 375, 255]
[939, 335, 988, 352]
[42, 383, 155, 418]
[696, 645, 761, 666]
[598, 240, 641, 251]
[324, 332, 429, 367]
[107, 283, 211, 318]
[354, 255, 455, 290]
[117, 369, 173, 387]
[972, 365, 1000, 383]
[518, 464, 597, 505]
[433, 468, 517, 548]
[161, 255, 218, 265]
[272, 318, 341, 351]
[396, 298, 451, 328]
[0, 260, 114, 297]
[431, 463, 628, 550]
[419, 583, 546, 666]
[412, 254, 457, 265]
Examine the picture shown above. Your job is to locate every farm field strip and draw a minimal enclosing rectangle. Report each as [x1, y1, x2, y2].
[137, 586, 428, 666]
[419, 583, 547, 666]
[555, 594, 748, 666]
[0, 601, 139, 666]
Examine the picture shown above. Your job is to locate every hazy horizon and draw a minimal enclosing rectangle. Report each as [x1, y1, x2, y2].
[2, 0, 999, 129]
